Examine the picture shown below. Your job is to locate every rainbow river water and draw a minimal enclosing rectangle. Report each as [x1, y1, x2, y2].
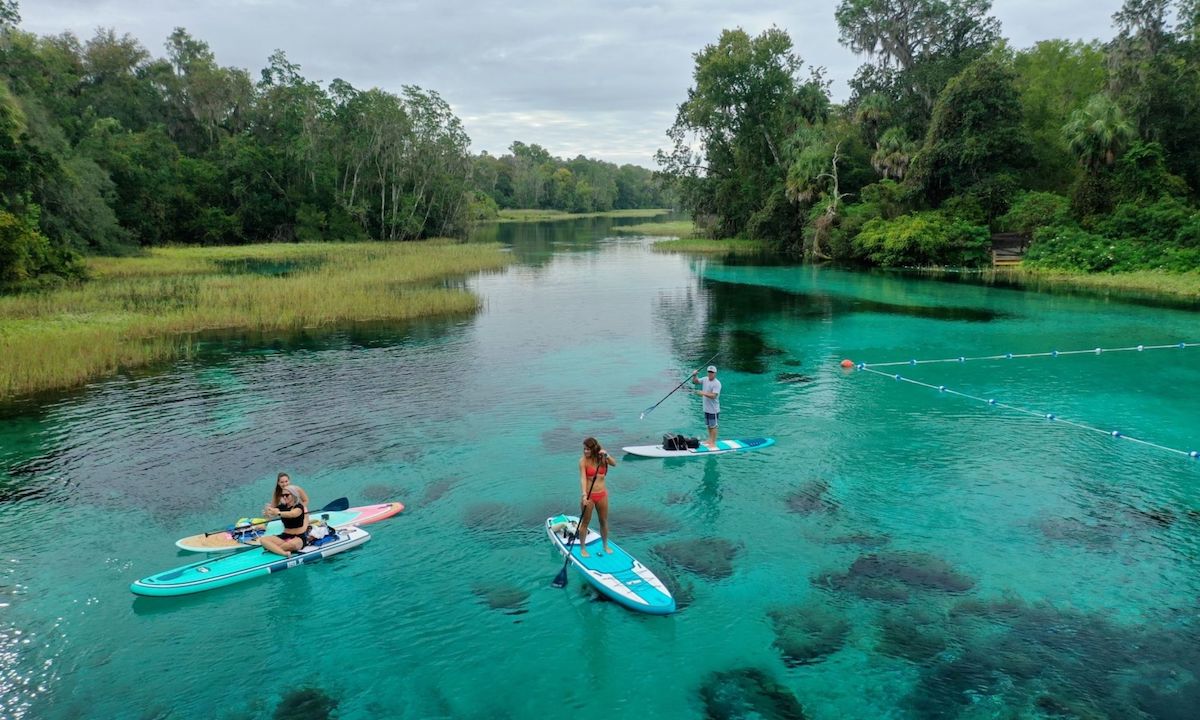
[2, 214, 1198, 719]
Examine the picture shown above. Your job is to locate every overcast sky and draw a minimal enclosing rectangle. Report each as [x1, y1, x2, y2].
[24, 0, 1125, 168]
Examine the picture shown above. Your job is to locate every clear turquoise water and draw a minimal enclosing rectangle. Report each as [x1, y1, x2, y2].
[2, 218, 1199, 719]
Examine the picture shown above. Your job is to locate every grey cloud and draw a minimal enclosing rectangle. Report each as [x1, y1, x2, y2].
[24, 0, 1125, 168]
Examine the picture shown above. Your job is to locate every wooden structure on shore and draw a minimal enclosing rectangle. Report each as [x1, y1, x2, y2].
[990, 232, 1029, 268]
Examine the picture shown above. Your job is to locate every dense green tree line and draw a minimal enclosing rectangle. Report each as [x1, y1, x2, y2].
[659, 0, 1200, 271]
[0, 20, 470, 280]
[0, 2, 667, 284]
[470, 142, 670, 218]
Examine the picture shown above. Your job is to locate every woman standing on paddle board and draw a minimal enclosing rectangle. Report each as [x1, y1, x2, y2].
[577, 437, 616, 557]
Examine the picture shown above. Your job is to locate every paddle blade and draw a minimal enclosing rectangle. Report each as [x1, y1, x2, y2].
[551, 564, 569, 588]
[320, 497, 350, 512]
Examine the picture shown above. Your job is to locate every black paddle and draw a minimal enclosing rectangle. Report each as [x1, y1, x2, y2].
[639, 351, 720, 419]
[551, 474, 599, 588]
[204, 497, 350, 536]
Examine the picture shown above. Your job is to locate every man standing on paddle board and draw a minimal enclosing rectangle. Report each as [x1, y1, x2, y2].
[692, 365, 722, 449]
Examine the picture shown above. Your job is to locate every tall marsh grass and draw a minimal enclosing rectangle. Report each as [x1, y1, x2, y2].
[991, 268, 1200, 302]
[612, 220, 698, 237]
[494, 208, 669, 222]
[652, 237, 771, 255]
[0, 240, 509, 400]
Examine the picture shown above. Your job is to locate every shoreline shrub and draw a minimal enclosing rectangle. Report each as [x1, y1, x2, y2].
[852, 211, 990, 267]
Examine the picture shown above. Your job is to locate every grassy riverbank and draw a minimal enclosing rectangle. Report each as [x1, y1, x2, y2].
[495, 208, 670, 222]
[652, 237, 771, 255]
[992, 267, 1200, 303]
[0, 240, 509, 400]
[612, 220, 698, 237]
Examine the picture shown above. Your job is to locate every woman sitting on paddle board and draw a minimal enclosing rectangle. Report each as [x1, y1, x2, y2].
[264, 472, 309, 516]
[577, 437, 616, 557]
[259, 485, 309, 557]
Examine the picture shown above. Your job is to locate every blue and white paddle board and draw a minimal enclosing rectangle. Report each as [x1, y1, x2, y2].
[546, 515, 675, 615]
[621, 437, 775, 458]
[132, 527, 370, 597]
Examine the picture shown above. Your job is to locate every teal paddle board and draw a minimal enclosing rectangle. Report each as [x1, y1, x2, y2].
[546, 515, 674, 615]
[132, 527, 370, 597]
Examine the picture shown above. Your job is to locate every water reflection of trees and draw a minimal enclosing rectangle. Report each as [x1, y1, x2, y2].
[470, 215, 665, 268]
[652, 275, 1004, 375]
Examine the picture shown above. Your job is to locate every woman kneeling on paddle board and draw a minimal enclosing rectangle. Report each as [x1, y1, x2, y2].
[577, 437, 616, 557]
[259, 485, 309, 556]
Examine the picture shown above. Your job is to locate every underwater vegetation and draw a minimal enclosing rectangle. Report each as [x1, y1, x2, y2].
[273, 687, 339, 720]
[775, 372, 813, 384]
[815, 551, 975, 603]
[784, 479, 840, 515]
[471, 583, 530, 614]
[360, 483, 407, 503]
[877, 597, 1200, 719]
[422, 476, 460, 504]
[656, 565, 696, 611]
[615, 506, 681, 536]
[698, 668, 807, 720]
[652, 537, 740, 580]
[768, 603, 851, 667]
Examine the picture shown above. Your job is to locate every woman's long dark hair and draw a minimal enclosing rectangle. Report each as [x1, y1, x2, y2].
[271, 472, 290, 506]
[582, 437, 604, 467]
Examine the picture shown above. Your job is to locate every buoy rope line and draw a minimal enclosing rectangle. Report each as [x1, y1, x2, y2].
[840, 342, 1199, 460]
[858, 341, 1199, 369]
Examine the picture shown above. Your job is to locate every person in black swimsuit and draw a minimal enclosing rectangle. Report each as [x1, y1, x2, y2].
[259, 485, 309, 557]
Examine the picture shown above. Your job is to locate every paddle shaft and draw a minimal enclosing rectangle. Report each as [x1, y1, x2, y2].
[640, 351, 720, 419]
[552, 472, 600, 585]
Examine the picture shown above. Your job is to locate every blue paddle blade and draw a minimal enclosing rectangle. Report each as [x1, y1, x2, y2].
[551, 566, 569, 588]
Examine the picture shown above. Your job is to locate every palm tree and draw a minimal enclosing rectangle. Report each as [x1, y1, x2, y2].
[871, 127, 917, 180]
[1062, 94, 1136, 173]
[853, 93, 891, 145]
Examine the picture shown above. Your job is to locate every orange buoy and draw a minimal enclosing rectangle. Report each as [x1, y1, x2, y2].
[839, 359, 854, 368]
